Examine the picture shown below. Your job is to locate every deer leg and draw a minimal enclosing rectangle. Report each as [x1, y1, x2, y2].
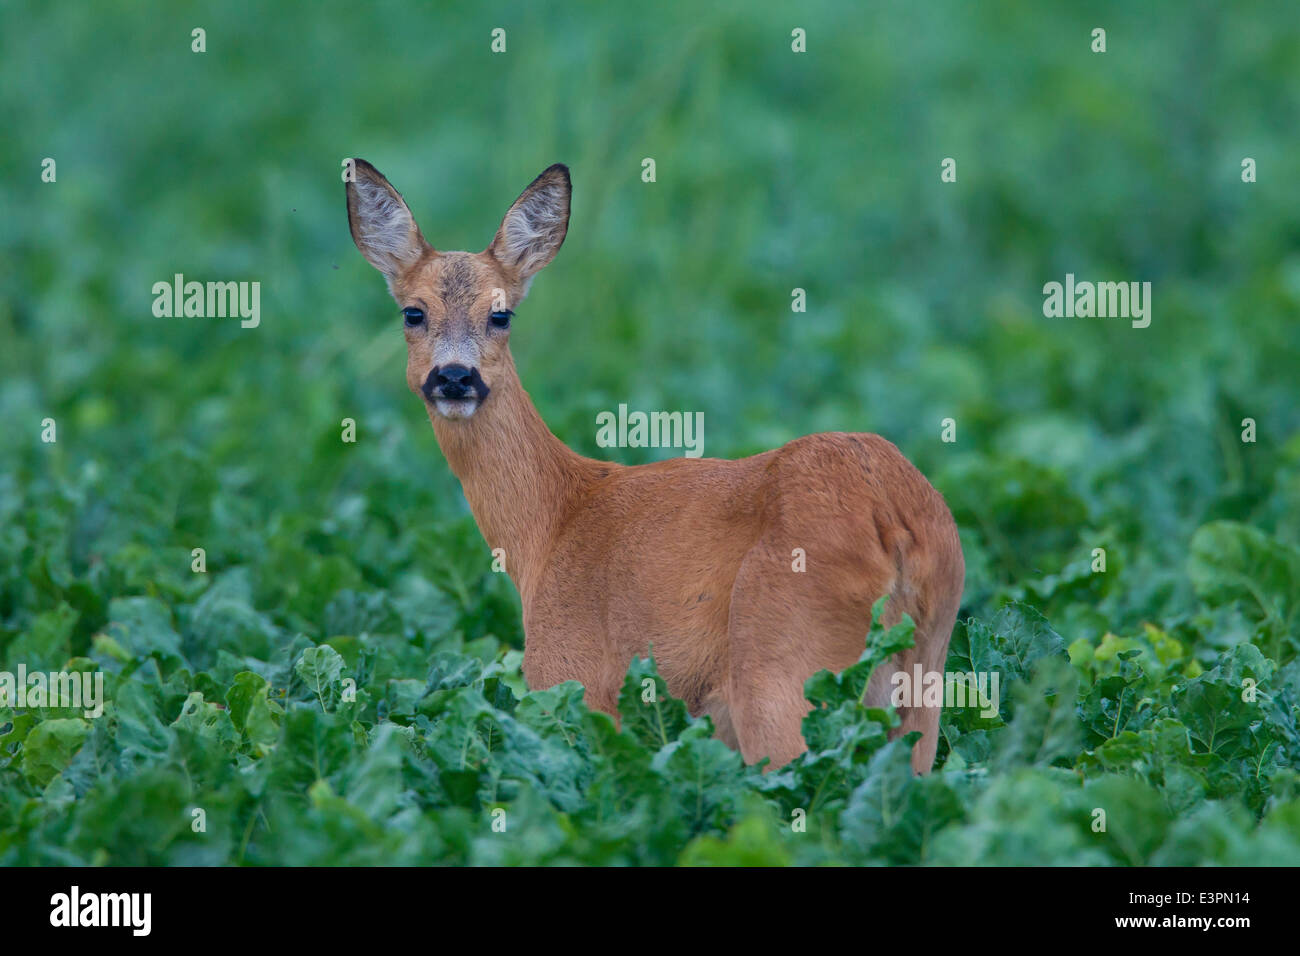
[861, 585, 960, 774]
[724, 541, 876, 769]
[520, 624, 620, 719]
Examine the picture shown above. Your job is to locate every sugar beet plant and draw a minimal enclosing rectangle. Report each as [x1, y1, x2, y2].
[1, 457, 1297, 863]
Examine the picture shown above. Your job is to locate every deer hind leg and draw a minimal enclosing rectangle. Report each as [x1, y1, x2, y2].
[862, 570, 962, 774]
[699, 689, 740, 750]
[864, 638, 949, 774]
[899, 609, 959, 773]
[724, 541, 884, 770]
[726, 527, 963, 774]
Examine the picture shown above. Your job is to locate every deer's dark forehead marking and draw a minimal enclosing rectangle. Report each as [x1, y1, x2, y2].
[438, 255, 480, 313]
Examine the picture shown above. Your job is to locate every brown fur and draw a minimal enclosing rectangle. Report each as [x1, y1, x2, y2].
[346, 160, 965, 773]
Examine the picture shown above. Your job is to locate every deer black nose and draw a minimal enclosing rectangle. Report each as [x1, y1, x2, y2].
[431, 364, 473, 400]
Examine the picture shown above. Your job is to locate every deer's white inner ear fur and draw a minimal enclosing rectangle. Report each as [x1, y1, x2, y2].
[352, 177, 424, 280]
[497, 178, 569, 281]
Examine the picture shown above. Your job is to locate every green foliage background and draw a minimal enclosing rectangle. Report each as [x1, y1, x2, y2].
[2, 0, 1299, 864]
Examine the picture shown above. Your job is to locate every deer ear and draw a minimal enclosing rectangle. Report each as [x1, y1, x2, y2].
[346, 159, 429, 285]
[489, 164, 570, 284]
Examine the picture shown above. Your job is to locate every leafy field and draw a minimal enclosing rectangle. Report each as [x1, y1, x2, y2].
[3, 0, 1300, 864]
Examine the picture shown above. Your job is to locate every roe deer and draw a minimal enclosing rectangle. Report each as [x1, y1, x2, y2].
[345, 160, 965, 773]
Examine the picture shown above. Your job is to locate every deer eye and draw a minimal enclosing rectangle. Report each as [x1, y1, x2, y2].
[489, 310, 513, 330]
[402, 307, 425, 327]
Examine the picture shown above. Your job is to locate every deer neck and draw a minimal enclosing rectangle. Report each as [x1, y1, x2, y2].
[428, 354, 588, 600]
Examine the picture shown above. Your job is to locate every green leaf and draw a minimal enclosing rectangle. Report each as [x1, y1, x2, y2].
[990, 657, 1081, 770]
[840, 740, 965, 864]
[651, 723, 749, 836]
[680, 813, 793, 866]
[618, 654, 692, 750]
[4, 603, 77, 671]
[294, 645, 346, 711]
[225, 671, 280, 755]
[104, 597, 184, 663]
[1188, 522, 1300, 636]
[22, 718, 89, 786]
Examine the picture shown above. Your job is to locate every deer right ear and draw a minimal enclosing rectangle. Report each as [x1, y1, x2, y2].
[345, 159, 429, 286]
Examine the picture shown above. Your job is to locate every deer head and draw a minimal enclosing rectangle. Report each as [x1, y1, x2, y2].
[345, 160, 570, 421]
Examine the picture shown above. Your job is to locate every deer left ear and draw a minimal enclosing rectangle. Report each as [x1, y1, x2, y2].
[489, 164, 571, 284]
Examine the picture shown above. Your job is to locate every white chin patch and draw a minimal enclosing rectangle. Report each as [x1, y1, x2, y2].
[435, 398, 479, 420]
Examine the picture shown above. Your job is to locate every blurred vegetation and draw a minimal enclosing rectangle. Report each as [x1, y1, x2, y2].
[1, 0, 1298, 864]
